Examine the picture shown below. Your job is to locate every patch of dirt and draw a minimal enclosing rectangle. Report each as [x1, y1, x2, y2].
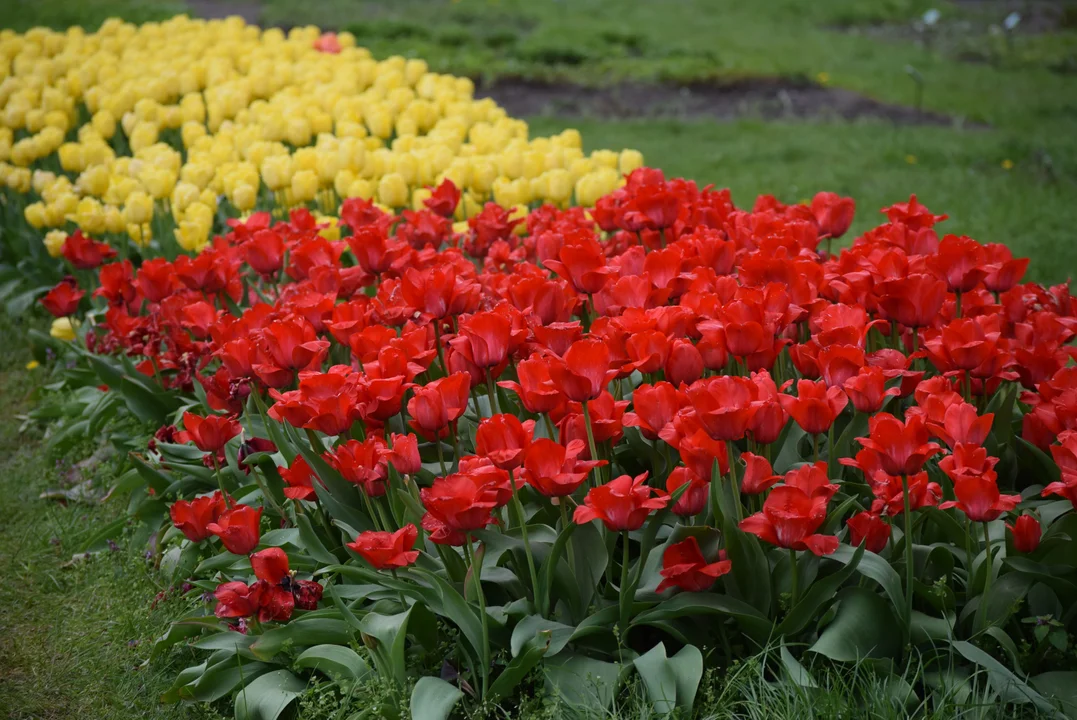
[475, 78, 975, 127]
[185, 0, 263, 25]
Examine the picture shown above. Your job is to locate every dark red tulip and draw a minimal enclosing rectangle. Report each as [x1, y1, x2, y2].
[40, 277, 84, 317]
[846, 511, 890, 553]
[1007, 515, 1041, 554]
[573, 472, 668, 531]
[62, 230, 116, 269]
[424, 179, 461, 218]
[347, 525, 420, 569]
[657, 537, 731, 593]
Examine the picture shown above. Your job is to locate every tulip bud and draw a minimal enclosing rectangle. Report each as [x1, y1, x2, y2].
[377, 172, 408, 208]
[44, 229, 68, 258]
[1007, 515, 1041, 554]
[50, 316, 78, 341]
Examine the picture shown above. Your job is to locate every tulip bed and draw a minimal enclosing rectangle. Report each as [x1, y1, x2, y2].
[8, 15, 1077, 720]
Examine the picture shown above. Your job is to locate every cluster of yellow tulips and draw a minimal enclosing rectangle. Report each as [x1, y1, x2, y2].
[0, 16, 642, 255]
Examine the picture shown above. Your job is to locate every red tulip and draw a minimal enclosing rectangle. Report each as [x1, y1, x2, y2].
[449, 311, 512, 370]
[656, 537, 731, 593]
[347, 525, 420, 569]
[778, 379, 848, 435]
[279, 457, 318, 501]
[254, 580, 296, 622]
[846, 511, 890, 553]
[420, 467, 505, 544]
[214, 581, 263, 619]
[877, 274, 948, 329]
[246, 229, 286, 275]
[662, 411, 729, 481]
[686, 376, 758, 442]
[783, 461, 839, 501]
[817, 344, 865, 389]
[169, 491, 228, 542]
[400, 265, 479, 319]
[424, 179, 461, 218]
[573, 472, 668, 532]
[623, 330, 670, 375]
[1007, 515, 1041, 554]
[40, 277, 84, 317]
[268, 371, 360, 436]
[926, 402, 994, 449]
[207, 504, 262, 555]
[665, 338, 704, 386]
[666, 466, 708, 517]
[178, 411, 242, 454]
[747, 371, 787, 445]
[843, 366, 900, 414]
[623, 382, 686, 441]
[499, 354, 565, 414]
[407, 372, 471, 439]
[740, 452, 779, 495]
[326, 438, 389, 497]
[930, 235, 987, 293]
[940, 474, 1020, 523]
[854, 413, 942, 477]
[251, 547, 291, 585]
[62, 230, 116, 269]
[254, 318, 329, 387]
[388, 433, 421, 476]
[811, 192, 855, 239]
[739, 485, 839, 556]
[94, 259, 138, 308]
[521, 439, 604, 497]
[981, 244, 1029, 294]
[583, 391, 630, 444]
[475, 414, 535, 471]
[923, 316, 1001, 372]
[548, 338, 617, 402]
[544, 231, 613, 295]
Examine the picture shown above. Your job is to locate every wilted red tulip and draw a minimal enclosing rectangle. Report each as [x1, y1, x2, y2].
[169, 491, 228, 542]
[62, 230, 116, 269]
[666, 466, 708, 517]
[686, 376, 758, 442]
[407, 372, 471, 439]
[548, 338, 617, 402]
[178, 411, 242, 454]
[40, 277, 84, 317]
[778, 379, 848, 435]
[207, 504, 262, 555]
[846, 511, 890, 553]
[347, 525, 420, 569]
[1007, 515, 1041, 554]
[251, 547, 291, 585]
[657, 537, 731, 593]
[279, 457, 318, 501]
[739, 485, 839, 556]
[475, 414, 535, 471]
[843, 366, 900, 414]
[854, 413, 942, 477]
[740, 452, 779, 495]
[521, 439, 604, 497]
[574, 472, 668, 531]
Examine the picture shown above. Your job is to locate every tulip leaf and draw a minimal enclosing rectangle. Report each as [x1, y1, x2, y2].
[633, 642, 704, 715]
[295, 513, 339, 565]
[295, 645, 372, 681]
[773, 424, 808, 473]
[950, 640, 1058, 712]
[194, 631, 258, 653]
[359, 607, 413, 685]
[809, 586, 901, 662]
[511, 615, 575, 658]
[722, 520, 773, 617]
[284, 423, 373, 533]
[1015, 437, 1061, 486]
[779, 641, 817, 688]
[233, 669, 306, 720]
[777, 542, 864, 637]
[410, 676, 463, 720]
[828, 544, 905, 621]
[631, 591, 772, 644]
[1031, 672, 1077, 716]
[543, 654, 623, 712]
[183, 658, 273, 703]
[489, 631, 551, 702]
[411, 567, 484, 662]
[249, 618, 354, 661]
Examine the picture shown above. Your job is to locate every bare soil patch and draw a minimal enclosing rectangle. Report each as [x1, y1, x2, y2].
[476, 78, 974, 126]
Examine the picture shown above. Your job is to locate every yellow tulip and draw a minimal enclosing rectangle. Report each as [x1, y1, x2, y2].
[104, 205, 125, 234]
[24, 202, 47, 228]
[619, 149, 644, 175]
[231, 183, 257, 211]
[74, 197, 107, 234]
[50, 317, 78, 342]
[291, 169, 319, 204]
[43, 229, 68, 258]
[377, 172, 408, 208]
[174, 219, 210, 253]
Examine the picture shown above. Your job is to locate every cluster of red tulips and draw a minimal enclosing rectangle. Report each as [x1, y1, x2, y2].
[37, 169, 1077, 714]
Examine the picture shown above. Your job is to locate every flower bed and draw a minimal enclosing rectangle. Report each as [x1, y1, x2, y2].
[8, 15, 1077, 720]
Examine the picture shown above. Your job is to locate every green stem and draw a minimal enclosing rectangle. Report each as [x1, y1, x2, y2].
[485, 373, 500, 416]
[213, 458, 233, 509]
[582, 401, 601, 485]
[826, 425, 835, 479]
[466, 536, 490, 699]
[436, 440, 447, 477]
[901, 474, 914, 644]
[559, 502, 578, 579]
[981, 521, 993, 631]
[813, 433, 820, 464]
[543, 412, 558, 442]
[726, 441, 743, 522]
[509, 471, 543, 615]
[710, 457, 723, 528]
[361, 490, 383, 532]
[618, 530, 631, 659]
[432, 319, 447, 377]
[789, 548, 799, 606]
[389, 568, 409, 609]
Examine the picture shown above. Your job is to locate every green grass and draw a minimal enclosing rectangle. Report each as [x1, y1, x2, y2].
[0, 315, 202, 720]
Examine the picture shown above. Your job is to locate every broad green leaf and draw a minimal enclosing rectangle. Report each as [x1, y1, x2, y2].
[510, 615, 574, 658]
[296, 513, 339, 565]
[829, 544, 905, 622]
[951, 640, 1058, 713]
[249, 618, 354, 661]
[779, 641, 817, 688]
[233, 669, 306, 720]
[488, 631, 551, 702]
[1031, 672, 1077, 716]
[194, 632, 257, 653]
[295, 645, 372, 681]
[809, 587, 901, 662]
[634, 642, 704, 714]
[631, 591, 772, 645]
[183, 658, 273, 703]
[358, 608, 412, 685]
[412, 568, 484, 661]
[777, 542, 864, 637]
[722, 520, 772, 617]
[543, 654, 622, 712]
[410, 676, 463, 720]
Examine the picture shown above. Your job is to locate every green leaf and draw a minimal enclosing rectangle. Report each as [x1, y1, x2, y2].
[296, 513, 339, 565]
[295, 645, 372, 681]
[779, 641, 817, 688]
[412, 568, 484, 661]
[633, 642, 704, 714]
[828, 544, 905, 622]
[358, 608, 412, 685]
[809, 587, 901, 662]
[183, 658, 273, 703]
[194, 632, 257, 653]
[1016, 437, 1061, 486]
[631, 591, 772, 645]
[951, 640, 1058, 713]
[722, 520, 772, 617]
[233, 669, 306, 720]
[488, 631, 551, 702]
[543, 654, 622, 712]
[777, 542, 864, 637]
[773, 424, 808, 473]
[1031, 672, 1077, 716]
[249, 618, 354, 661]
[510, 615, 574, 658]
[410, 676, 463, 720]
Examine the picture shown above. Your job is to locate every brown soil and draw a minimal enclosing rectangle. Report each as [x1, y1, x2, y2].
[475, 78, 973, 126]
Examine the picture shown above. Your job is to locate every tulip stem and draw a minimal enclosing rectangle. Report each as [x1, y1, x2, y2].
[485, 373, 501, 415]
[389, 568, 409, 609]
[432, 320, 447, 378]
[559, 502, 578, 580]
[361, 490, 382, 532]
[726, 441, 743, 522]
[813, 433, 820, 464]
[618, 530, 632, 660]
[582, 401, 601, 485]
[788, 549, 799, 607]
[509, 472, 543, 616]
[901, 474, 914, 643]
[826, 425, 835, 479]
[465, 536, 490, 699]
[710, 457, 722, 527]
[981, 521, 993, 631]
[212, 458, 233, 509]
[543, 413, 558, 443]
[436, 440, 447, 477]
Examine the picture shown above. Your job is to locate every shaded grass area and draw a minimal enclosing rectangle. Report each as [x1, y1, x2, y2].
[0, 315, 203, 720]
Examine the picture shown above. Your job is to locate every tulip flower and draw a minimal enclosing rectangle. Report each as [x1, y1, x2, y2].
[387, 433, 422, 476]
[207, 505, 262, 555]
[739, 486, 838, 557]
[521, 439, 604, 498]
[40, 277, 84, 317]
[347, 525, 420, 570]
[843, 366, 900, 414]
[547, 338, 617, 402]
[657, 537, 732, 593]
[279, 457, 318, 501]
[475, 414, 535, 471]
[424, 179, 461, 218]
[169, 491, 228, 542]
[778, 379, 848, 436]
[854, 413, 942, 477]
[499, 354, 565, 415]
[811, 191, 855, 240]
[62, 230, 116, 269]
[326, 438, 389, 497]
[574, 472, 668, 532]
[846, 511, 890, 554]
[666, 467, 709, 518]
[407, 372, 471, 440]
[876, 274, 948, 329]
[420, 469, 504, 545]
[686, 376, 758, 442]
[739, 453, 779, 495]
[178, 411, 242, 455]
[1007, 515, 1041, 554]
[214, 581, 263, 619]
